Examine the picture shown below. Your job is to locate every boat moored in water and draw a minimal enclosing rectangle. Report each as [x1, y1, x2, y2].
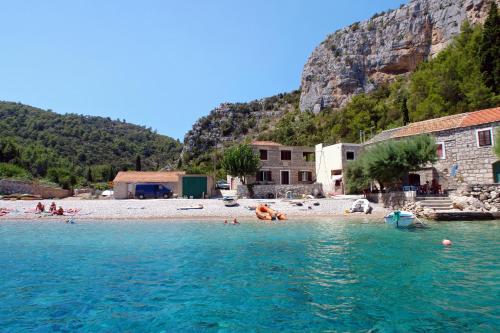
[384, 210, 416, 227]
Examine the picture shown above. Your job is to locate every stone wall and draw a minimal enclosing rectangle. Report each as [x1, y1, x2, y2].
[237, 184, 323, 199]
[414, 122, 500, 191]
[366, 191, 416, 208]
[0, 179, 71, 199]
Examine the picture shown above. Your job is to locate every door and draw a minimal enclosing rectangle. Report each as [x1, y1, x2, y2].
[494, 161, 500, 183]
[281, 171, 290, 185]
[182, 176, 207, 198]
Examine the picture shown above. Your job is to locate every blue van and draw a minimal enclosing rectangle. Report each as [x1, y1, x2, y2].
[135, 184, 172, 199]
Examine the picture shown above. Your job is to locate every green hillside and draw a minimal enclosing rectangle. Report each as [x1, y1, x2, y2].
[0, 102, 182, 188]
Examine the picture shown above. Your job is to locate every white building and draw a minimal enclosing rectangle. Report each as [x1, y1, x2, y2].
[315, 143, 362, 195]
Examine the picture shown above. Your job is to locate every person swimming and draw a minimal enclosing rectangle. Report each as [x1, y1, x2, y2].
[232, 218, 240, 225]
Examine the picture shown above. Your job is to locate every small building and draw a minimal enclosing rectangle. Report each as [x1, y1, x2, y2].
[246, 141, 316, 185]
[315, 142, 363, 195]
[113, 171, 185, 199]
[113, 171, 214, 199]
[365, 107, 500, 191]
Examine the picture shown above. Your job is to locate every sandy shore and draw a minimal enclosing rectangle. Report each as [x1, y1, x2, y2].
[0, 197, 388, 221]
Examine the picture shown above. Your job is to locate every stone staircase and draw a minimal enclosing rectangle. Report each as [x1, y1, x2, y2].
[416, 196, 453, 211]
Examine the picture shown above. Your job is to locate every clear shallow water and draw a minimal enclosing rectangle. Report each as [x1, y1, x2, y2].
[0, 219, 498, 332]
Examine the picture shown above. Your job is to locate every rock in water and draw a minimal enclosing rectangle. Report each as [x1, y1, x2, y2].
[299, 0, 497, 113]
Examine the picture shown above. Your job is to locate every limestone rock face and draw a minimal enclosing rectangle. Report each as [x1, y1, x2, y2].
[182, 92, 299, 161]
[299, 0, 498, 113]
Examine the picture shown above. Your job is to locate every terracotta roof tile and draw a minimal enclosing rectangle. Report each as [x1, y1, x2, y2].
[367, 107, 500, 144]
[251, 141, 282, 146]
[394, 113, 466, 138]
[460, 107, 500, 127]
[113, 171, 185, 183]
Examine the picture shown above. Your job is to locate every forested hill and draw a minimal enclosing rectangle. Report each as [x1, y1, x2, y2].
[0, 101, 182, 187]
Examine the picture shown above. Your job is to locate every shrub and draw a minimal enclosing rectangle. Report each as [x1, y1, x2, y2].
[0, 163, 31, 179]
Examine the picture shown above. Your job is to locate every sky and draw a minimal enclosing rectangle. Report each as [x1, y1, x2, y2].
[0, 0, 404, 140]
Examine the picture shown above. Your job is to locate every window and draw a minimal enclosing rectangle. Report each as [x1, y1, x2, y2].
[436, 142, 446, 159]
[346, 151, 355, 160]
[331, 169, 342, 176]
[303, 152, 315, 162]
[259, 149, 268, 160]
[281, 150, 291, 160]
[256, 170, 272, 182]
[477, 128, 492, 147]
[299, 171, 313, 182]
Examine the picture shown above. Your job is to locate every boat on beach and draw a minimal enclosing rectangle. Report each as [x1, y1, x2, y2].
[349, 199, 372, 214]
[384, 210, 416, 227]
[223, 196, 238, 207]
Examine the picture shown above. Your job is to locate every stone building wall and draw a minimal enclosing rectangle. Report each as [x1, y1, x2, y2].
[248, 143, 316, 185]
[237, 184, 322, 199]
[0, 179, 71, 199]
[415, 122, 499, 190]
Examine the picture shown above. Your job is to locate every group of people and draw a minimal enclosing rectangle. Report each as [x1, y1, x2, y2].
[224, 218, 240, 225]
[35, 202, 65, 215]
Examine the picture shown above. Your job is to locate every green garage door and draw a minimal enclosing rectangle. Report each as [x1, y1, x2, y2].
[182, 176, 207, 199]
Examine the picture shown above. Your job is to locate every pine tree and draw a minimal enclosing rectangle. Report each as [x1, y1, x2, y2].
[480, 2, 500, 93]
[136, 155, 142, 171]
[86, 167, 93, 182]
[400, 94, 410, 125]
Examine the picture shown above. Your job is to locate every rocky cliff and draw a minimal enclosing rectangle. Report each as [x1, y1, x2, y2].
[300, 0, 498, 113]
[182, 91, 299, 162]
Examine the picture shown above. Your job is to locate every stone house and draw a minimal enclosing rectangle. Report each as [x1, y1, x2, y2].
[365, 107, 500, 192]
[315, 143, 363, 195]
[246, 141, 316, 185]
[233, 141, 321, 198]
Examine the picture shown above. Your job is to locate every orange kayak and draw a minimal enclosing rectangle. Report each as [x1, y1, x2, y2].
[255, 204, 287, 221]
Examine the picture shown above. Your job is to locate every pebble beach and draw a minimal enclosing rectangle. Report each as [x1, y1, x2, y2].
[0, 197, 388, 220]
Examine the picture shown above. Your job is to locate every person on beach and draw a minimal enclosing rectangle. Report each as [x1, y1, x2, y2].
[49, 202, 57, 213]
[54, 206, 64, 216]
[35, 202, 45, 213]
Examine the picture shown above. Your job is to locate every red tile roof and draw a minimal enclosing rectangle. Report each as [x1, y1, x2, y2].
[367, 107, 500, 144]
[251, 141, 283, 146]
[113, 171, 185, 183]
[460, 107, 500, 127]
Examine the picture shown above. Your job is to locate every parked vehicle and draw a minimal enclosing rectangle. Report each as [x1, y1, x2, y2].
[216, 180, 230, 190]
[135, 184, 172, 199]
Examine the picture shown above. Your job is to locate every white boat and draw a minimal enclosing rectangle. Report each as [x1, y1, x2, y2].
[223, 197, 238, 207]
[349, 199, 372, 214]
[384, 210, 416, 227]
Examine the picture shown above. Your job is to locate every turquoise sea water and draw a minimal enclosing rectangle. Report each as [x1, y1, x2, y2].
[0, 219, 498, 332]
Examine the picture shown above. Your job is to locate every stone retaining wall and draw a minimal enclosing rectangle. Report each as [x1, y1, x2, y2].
[237, 184, 323, 199]
[366, 191, 416, 208]
[0, 179, 71, 199]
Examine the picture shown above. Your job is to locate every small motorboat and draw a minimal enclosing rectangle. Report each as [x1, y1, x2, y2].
[177, 204, 204, 210]
[349, 199, 372, 214]
[255, 204, 286, 221]
[384, 210, 416, 227]
[223, 197, 238, 207]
